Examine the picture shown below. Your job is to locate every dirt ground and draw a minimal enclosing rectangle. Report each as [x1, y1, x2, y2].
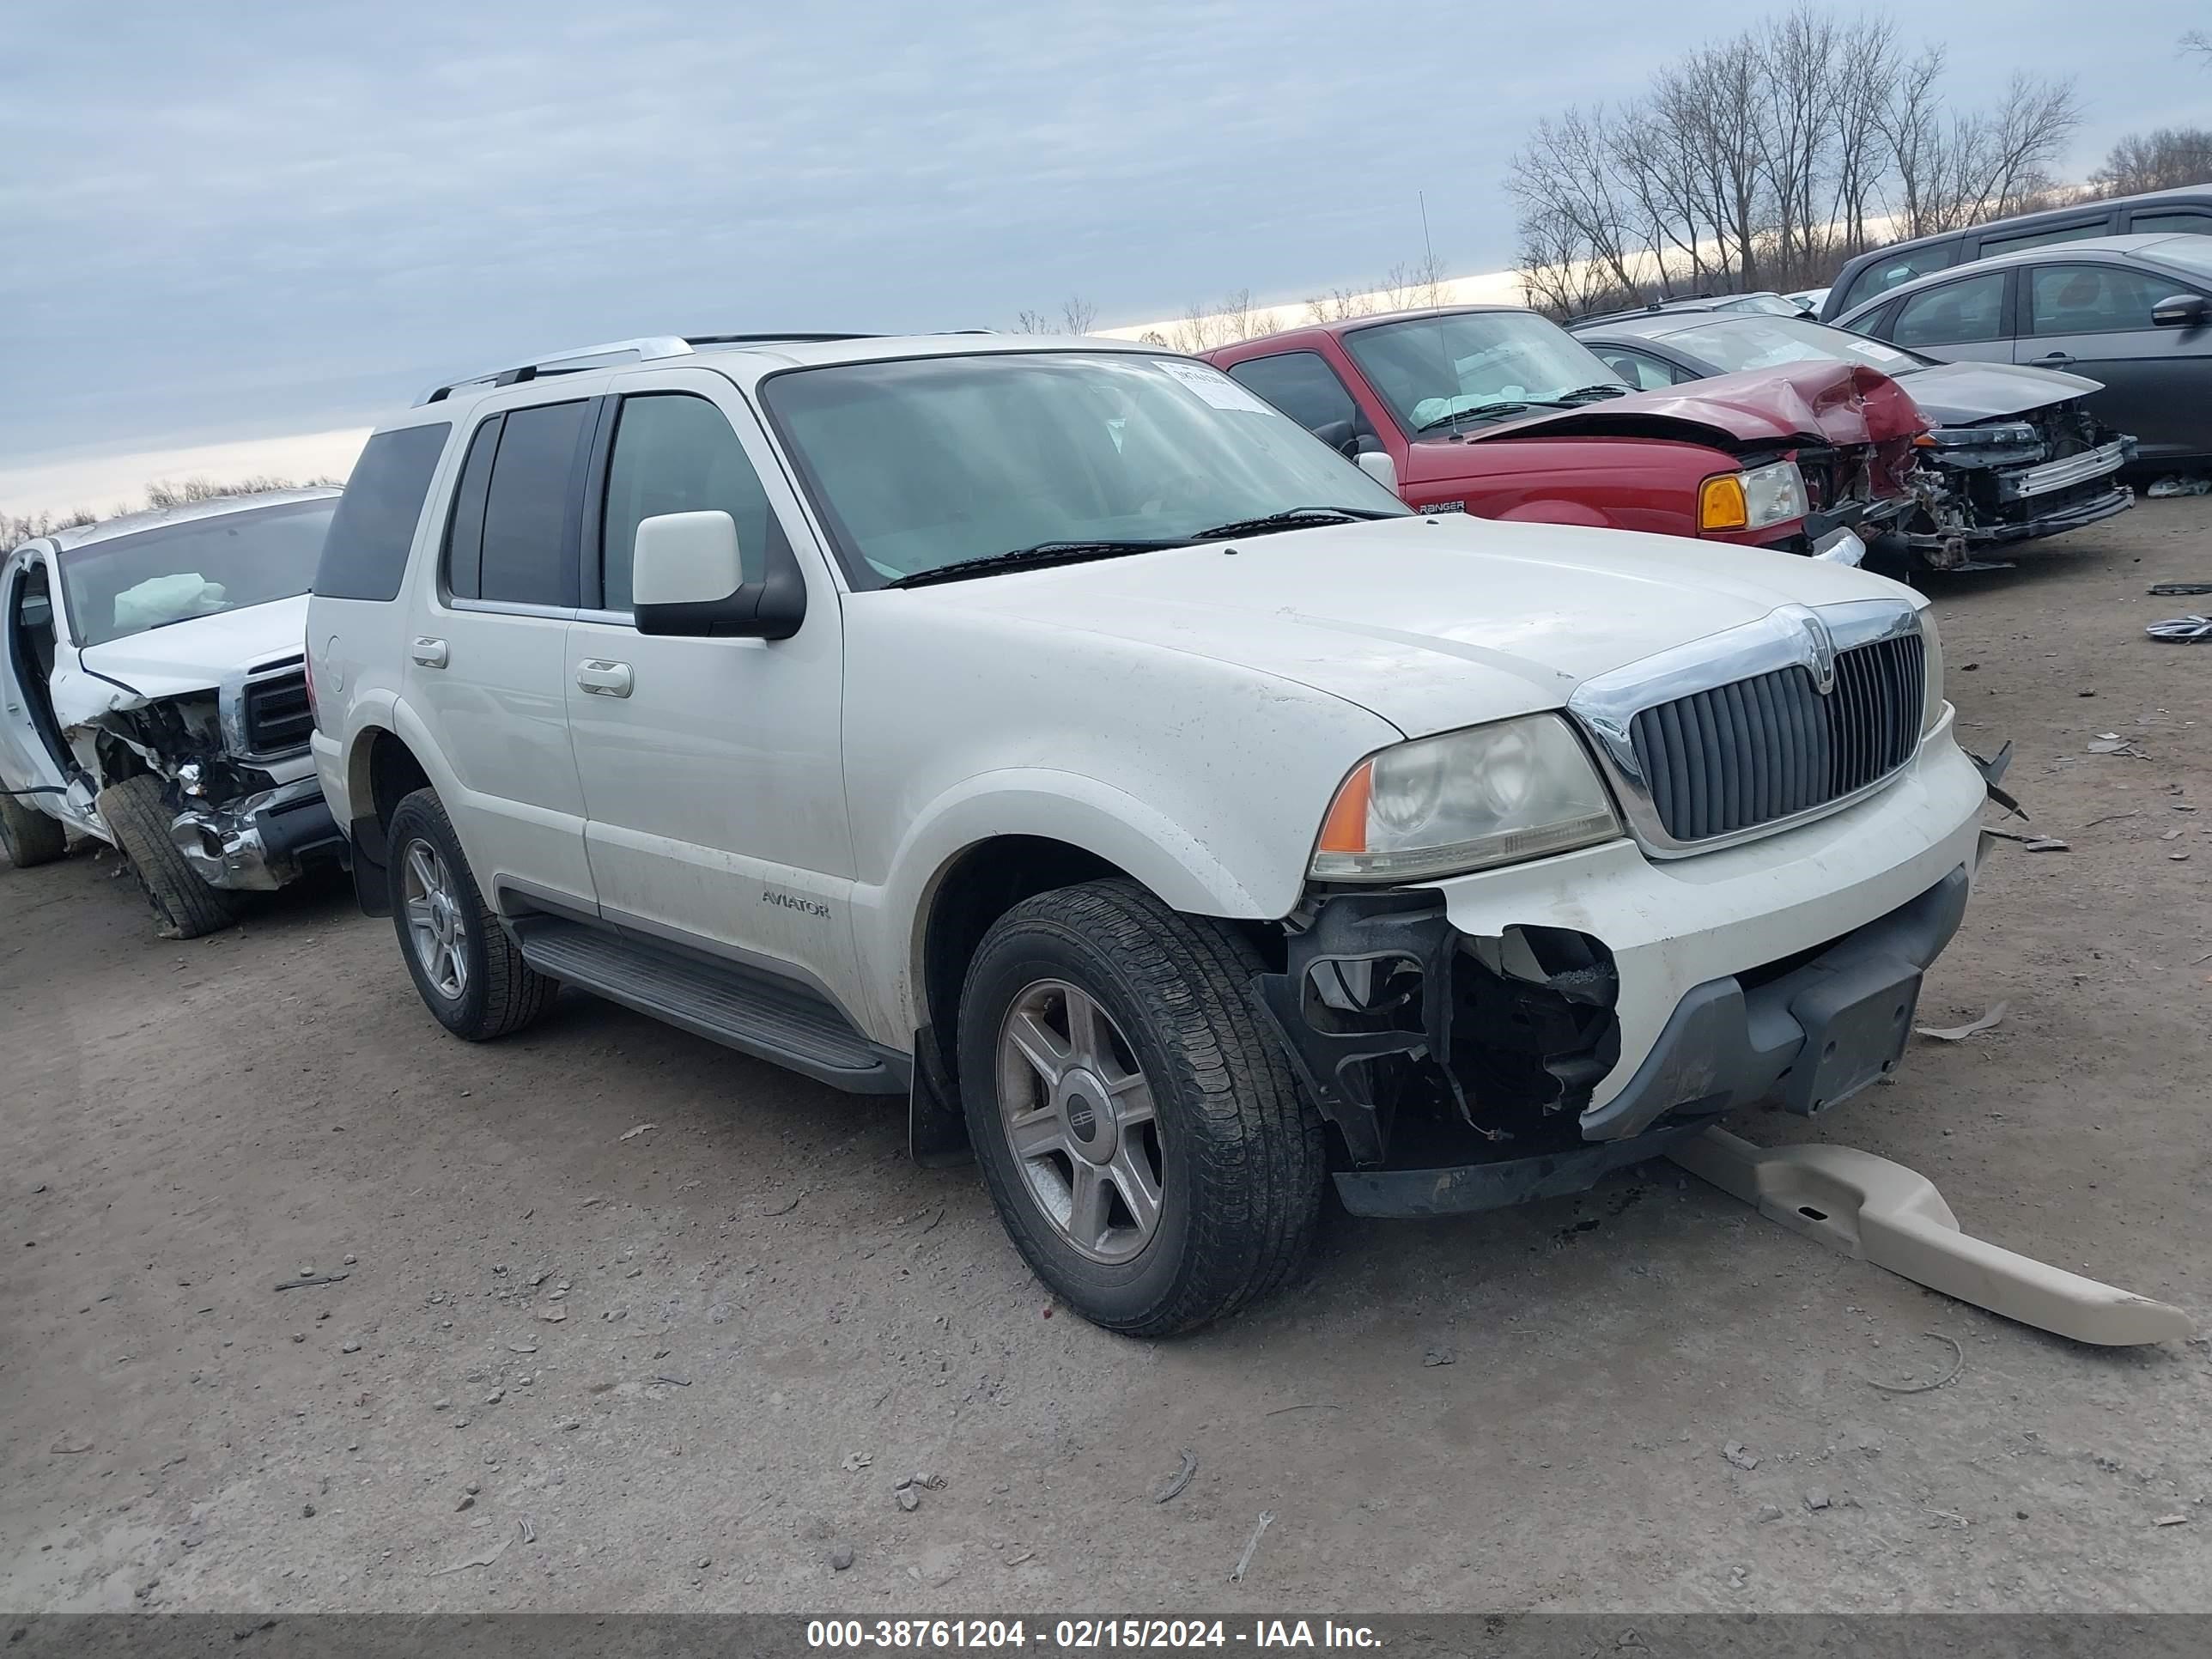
[3, 496, 2210, 1616]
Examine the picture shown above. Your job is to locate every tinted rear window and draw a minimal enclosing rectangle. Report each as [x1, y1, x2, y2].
[313, 423, 450, 601]
[1838, 241, 1960, 314]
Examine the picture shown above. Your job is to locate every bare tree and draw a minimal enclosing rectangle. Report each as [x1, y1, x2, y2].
[2185, 29, 2209, 66]
[1304, 287, 1376, 323]
[2091, 126, 2212, 195]
[1513, 15, 2081, 312]
[1059, 296, 1097, 335]
[1013, 308, 1053, 334]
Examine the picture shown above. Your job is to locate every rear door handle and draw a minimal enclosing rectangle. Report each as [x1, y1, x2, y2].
[2032, 351, 2075, 368]
[575, 659, 633, 698]
[410, 636, 448, 668]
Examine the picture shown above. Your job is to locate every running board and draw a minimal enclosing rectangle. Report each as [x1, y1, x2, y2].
[1670, 1128, 2191, 1347]
[511, 917, 904, 1094]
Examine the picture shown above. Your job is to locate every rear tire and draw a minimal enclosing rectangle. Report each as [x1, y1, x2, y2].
[957, 878, 1326, 1336]
[386, 787, 556, 1041]
[0, 792, 68, 869]
[95, 775, 234, 938]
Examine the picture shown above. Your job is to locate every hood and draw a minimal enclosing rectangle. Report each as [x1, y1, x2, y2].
[1468, 362, 1927, 453]
[73, 592, 309, 704]
[1893, 360, 2104, 425]
[898, 515, 1917, 738]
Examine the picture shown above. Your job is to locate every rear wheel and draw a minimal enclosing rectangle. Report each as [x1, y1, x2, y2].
[386, 787, 556, 1040]
[957, 879, 1326, 1336]
[96, 775, 234, 938]
[0, 792, 67, 869]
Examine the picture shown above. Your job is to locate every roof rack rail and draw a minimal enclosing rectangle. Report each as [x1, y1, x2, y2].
[418, 337, 697, 404]
[416, 333, 899, 404]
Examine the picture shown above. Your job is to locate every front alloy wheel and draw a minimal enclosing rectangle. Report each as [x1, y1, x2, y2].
[958, 878, 1326, 1336]
[998, 979, 1164, 1264]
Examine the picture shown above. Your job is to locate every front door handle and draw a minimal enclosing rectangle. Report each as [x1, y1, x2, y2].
[410, 636, 448, 668]
[575, 659, 633, 698]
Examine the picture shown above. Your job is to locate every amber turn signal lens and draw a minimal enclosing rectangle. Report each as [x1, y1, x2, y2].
[1698, 474, 1749, 532]
[1316, 760, 1374, 855]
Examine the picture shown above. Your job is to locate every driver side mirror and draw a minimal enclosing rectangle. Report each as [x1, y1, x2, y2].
[2152, 293, 2209, 329]
[632, 510, 805, 640]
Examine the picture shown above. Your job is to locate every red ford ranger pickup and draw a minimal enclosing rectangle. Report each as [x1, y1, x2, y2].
[1205, 306, 1928, 560]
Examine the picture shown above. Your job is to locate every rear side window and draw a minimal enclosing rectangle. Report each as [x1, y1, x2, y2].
[2028, 264, 2202, 334]
[1223, 352, 1359, 434]
[1838, 240, 1960, 313]
[1889, 272, 2008, 347]
[1974, 217, 2112, 257]
[447, 401, 588, 607]
[599, 395, 772, 611]
[314, 423, 449, 601]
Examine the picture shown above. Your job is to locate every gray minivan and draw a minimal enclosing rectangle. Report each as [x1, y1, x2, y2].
[1820, 185, 2212, 323]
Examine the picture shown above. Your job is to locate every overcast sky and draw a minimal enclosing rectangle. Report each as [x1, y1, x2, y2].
[3, 0, 2204, 514]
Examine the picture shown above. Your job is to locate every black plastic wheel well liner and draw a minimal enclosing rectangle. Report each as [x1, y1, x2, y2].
[919, 836, 1127, 1084]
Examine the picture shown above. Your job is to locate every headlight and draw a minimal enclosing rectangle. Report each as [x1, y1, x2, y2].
[1310, 714, 1623, 882]
[1698, 460, 1808, 532]
[1918, 608, 1945, 735]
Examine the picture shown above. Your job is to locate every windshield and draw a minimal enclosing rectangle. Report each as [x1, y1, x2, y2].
[58, 499, 336, 647]
[1663, 316, 1930, 376]
[1341, 312, 1623, 434]
[760, 352, 1408, 586]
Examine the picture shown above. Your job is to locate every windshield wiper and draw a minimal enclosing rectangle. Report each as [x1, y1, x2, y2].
[1191, 506, 1399, 540]
[884, 539, 1188, 589]
[1413, 401, 1530, 434]
[1547, 383, 1632, 405]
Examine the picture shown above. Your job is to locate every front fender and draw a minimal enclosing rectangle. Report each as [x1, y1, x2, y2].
[1492, 499, 1616, 528]
[858, 769, 1277, 1042]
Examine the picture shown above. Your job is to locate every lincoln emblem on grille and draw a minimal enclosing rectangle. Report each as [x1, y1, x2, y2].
[1794, 606, 1838, 695]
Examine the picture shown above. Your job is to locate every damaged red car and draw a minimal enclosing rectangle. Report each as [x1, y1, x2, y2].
[1206, 307, 1927, 562]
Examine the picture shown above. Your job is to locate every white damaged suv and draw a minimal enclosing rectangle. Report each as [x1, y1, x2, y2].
[309, 333, 1989, 1334]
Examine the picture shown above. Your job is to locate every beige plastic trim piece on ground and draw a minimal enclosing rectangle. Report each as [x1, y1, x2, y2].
[1669, 1128, 2193, 1347]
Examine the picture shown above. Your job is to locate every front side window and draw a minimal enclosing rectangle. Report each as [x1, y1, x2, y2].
[1663, 317, 1928, 375]
[1589, 345, 1682, 390]
[1889, 272, 2008, 347]
[447, 400, 587, 607]
[1224, 351, 1360, 434]
[2129, 211, 2212, 239]
[761, 351, 1407, 587]
[1838, 241, 1960, 313]
[599, 395, 772, 611]
[58, 500, 337, 647]
[1342, 312, 1625, 434]
[2029, 263, 2203, 334]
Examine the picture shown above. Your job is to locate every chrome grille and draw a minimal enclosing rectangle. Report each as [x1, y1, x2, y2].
[242, 663, 313, 757]
[1627, 634, 1923, 844]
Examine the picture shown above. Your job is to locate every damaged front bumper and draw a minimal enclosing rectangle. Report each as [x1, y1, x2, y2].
[168, 775, 344, 891]
[1253, 730, 1988, 1218]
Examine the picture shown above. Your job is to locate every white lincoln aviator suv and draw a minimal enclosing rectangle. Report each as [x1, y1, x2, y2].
[309, 331, 1990, 1334]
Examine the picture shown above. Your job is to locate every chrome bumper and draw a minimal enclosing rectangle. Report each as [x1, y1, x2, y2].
[169, 776, 343, 892]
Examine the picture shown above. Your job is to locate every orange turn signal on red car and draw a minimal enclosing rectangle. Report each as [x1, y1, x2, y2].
[1698, 474, 1749, 532]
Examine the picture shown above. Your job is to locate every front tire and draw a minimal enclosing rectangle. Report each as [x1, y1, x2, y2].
[0, 791, 68, 869]
[95, 775, 234, 938]
[386, 787, 556, 1041]
[957, 879, 1326, 1336]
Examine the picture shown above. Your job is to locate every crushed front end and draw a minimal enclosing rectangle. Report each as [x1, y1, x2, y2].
[1905, 398, 2134, 568]
[1252, 598, 1990, 1218]
[74, 655, 342, 891]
